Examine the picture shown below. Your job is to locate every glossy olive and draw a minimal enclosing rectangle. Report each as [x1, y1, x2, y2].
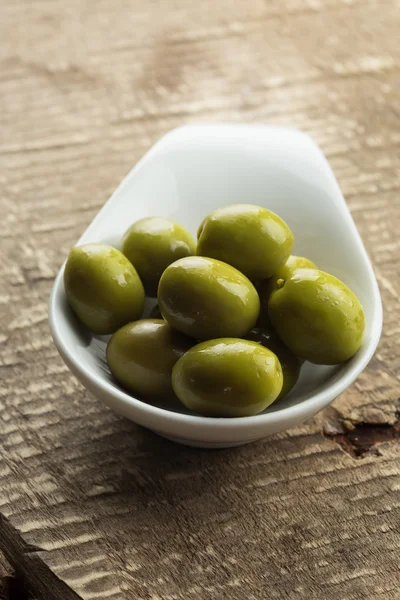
[158, 256, 260, 340]
[258, 256, 318, 325]
[197, 204, 294, 280]
[268, 269, 365, 364]
[172, 339, 283, 417]
[64, 244, 145, 334]
[107, 319, 193, 402]
[265, 255, 318, 298]
[246, 327, 302, 399]
[122, 217, 196, 295]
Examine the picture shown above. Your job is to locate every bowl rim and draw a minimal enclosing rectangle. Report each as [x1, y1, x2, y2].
[48, 124, 383, 437]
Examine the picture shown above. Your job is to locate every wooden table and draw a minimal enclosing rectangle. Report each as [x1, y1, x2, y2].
[1, 1, 399, 598]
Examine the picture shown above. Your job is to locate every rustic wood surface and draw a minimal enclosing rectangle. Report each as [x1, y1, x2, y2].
[1, 0, 399, 598]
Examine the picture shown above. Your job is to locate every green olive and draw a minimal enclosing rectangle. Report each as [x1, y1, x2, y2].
[64, 244, 145, 334]
[197, 204, 294, 280]
[268, 269, 365, 364]
[107, 319, 193, 402]
[245, 327, 302, 399]
[172, 339, 283, 417]
[258, 256, 318, 325]
[158, 256, 260, 340]
[122, 217, 196, 296]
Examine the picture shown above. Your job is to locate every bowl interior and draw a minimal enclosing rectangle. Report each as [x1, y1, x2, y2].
[51, 125, 382, 418]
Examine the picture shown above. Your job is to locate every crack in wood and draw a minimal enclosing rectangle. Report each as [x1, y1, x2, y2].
[1, 551, 35, 600]
[0, 516, 80, 600]
[322, 407, 400, 459]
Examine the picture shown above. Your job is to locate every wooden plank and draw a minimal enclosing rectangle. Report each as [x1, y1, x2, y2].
[0, 0, 399, 598]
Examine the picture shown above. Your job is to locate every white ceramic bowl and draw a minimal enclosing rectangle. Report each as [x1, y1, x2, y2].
[49, 124, 382, 448]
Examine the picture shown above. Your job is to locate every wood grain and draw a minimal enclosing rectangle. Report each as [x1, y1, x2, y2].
[1, 0, 399, 598]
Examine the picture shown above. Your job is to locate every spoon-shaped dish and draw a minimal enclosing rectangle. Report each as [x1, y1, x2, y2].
[49, 124, 382, 447]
